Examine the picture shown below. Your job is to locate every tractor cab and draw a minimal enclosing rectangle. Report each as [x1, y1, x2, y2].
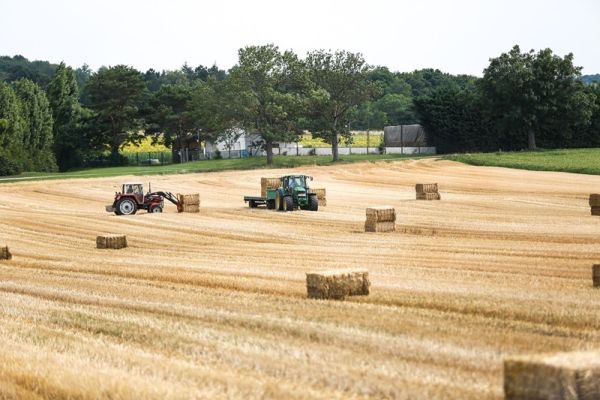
[122, 183, 145, 204]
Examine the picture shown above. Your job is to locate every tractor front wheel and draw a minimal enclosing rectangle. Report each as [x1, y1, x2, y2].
[266, 199, 275, 210]
[283, 196, 294, 212]
[275, 192, 284, 211]
[117, 198, 137, 215]
[308, 194, 319, 211]
[150, 205, 163, 213]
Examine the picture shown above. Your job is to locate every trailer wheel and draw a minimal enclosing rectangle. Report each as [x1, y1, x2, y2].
[249, 200, 258, 208]
[266, 199, 275, 210]
[308, 194, 319, 211]
[117, 198, 137, 215]
[283, 195, 294, 212]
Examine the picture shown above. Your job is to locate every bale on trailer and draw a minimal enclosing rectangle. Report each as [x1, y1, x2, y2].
[415, 183, 438, 193]
[261, 177, 282, 198]
[416, 192, 441, 200]
[306, 269, 370, 300]
[96, 234, 128, 249]
[593, 265, 600, 288]
[504, 351, 600, 400]
[0, 246, 12, 260]
[177, 193, 200, 213]
[312, 188, 327, 206]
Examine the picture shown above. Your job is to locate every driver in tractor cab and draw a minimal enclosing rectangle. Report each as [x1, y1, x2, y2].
[289, 176, 304, 188]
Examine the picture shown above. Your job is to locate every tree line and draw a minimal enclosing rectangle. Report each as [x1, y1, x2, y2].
[0, 45, 599, 175]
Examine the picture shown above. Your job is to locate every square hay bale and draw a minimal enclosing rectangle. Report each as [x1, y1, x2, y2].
[416, 192, 441, 200]
[96, 234, 128, 249]
[312, 188, 327, 206]
[365, 221, 396, 232]
[0, 246, 12, 260]
[415, 183, 438, 194]
[261, 177, 282, 198]
[306, 269, 370, 300]
[589, 194, 600, 207]
[177, 193, 200, 205]
[591, 206, 600, 216]
[504, 351, 600, 400]
[182, 204, 200, 213]
[593, 265, 600, 288]
[365, 206, 396, 222]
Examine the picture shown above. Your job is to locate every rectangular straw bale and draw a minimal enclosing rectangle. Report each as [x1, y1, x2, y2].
[593, 265, 600, 287]
[182, 204, 200, 213]
[415, 183, 438, 194]
[312, 188, 327, 206]
[504, 351, 600, 400]
[365, 221, 396, 232]
[261, 177, 282, 198]
[365, 206, 396, 222]
[0, 246, 12, 260]
[591, 206, 600, 216]
[96, 234, 128, 249]
[589, 194, 600, 207]
[306, 269, 370, 300]
[416, 192, 441, 200]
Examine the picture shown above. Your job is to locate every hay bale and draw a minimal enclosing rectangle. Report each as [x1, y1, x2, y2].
[182, 204, 200, 213]
[0, 246, 12, 260]
[96, 234, 128, 249]
[416, 192, 441, 200]
[589, 194, 600, 207]
[593, 265, 600, 288]
[591, 206, 600, 216]
[312, 188, 327, 206]
[415, 183, 438, 194]
[365, 221, 396, 232]
[261, 177, 282, 198]
[504, 351, 600, 400]
[365, 206, 396, 222]
[177, 193, 200, 213]
[306, 269, 370, 300]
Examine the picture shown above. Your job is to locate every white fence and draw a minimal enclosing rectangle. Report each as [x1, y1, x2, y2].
[253, 146, 436, 157]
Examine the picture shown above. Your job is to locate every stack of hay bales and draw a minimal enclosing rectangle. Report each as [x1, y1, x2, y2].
[589, 194, 600, 216]
[504, 351, 600, 399]
[306, 269, 370, 300]
[0, 246, 12, 260]
[312, 188, 327, 206]
[96, 234, 128, 249]
[593, 265, 600, 288]
[261, 177, 282, 197]
[365, 206, 396, 232]
[416, 183, 441, 200]
[177, 193, 200, 213]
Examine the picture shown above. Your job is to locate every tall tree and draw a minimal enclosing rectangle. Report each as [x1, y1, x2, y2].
[85, 65, 146, 160]
[305, 50, 381, 161]
[0, 82, 25, 175]
[480, 45, 594, 150]
[47, 62, 87, 171]
[12, 79, 56, 171]
[228, 44, 308, 165]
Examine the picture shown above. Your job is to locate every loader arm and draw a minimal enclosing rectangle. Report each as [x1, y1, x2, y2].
[149, 191, 183, 212]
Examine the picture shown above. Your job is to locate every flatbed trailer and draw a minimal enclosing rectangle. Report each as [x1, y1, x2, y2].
[243, 193, 276, 209]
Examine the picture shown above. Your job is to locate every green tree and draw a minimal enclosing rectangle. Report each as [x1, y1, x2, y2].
[228, 44, 308, 165]
[305, 50, 381, 161]
[85, 65, 146, 160]
[47, 62, 87, 171]
[12, 79, 56, 171]
[0, 81, 25, 174]
[480, 45, 595, 150]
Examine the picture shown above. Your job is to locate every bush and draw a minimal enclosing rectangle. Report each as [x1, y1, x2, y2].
[0, 154, 21, 176]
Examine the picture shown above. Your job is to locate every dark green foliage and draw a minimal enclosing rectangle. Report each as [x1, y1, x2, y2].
[581, 74, 600, 85]
[84, 65, 146, 160]
[0, 154, 20, 176]
[0, 55, 57, 88]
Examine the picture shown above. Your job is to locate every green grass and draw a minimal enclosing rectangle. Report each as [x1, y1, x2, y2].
[445, 148, 600, 175]
[0, 153, 431, 184]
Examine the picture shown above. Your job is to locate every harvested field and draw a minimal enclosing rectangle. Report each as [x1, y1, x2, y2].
[1, 158, 600, 399]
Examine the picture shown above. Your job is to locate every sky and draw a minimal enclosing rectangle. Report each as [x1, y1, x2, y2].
[1, 0, 599, 76]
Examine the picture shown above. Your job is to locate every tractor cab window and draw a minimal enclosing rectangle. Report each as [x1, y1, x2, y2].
[289, 176, 305, 188]
[124, 184, 143, 195]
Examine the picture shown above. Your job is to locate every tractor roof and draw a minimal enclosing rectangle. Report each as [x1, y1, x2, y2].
[123, 182, 143, 185]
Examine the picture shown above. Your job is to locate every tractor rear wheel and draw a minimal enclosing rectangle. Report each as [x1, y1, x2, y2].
[283, 195, 294, 212]
[308, 194, 319, 211]
[117, 198, 137, 215]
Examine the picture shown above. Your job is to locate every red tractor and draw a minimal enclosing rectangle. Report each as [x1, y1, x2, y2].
[105, 182, 183, 215]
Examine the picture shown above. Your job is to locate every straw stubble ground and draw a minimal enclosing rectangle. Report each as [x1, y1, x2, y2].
[1, 159, 600, 399]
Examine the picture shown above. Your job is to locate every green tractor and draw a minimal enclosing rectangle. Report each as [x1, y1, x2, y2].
[244, 175, 318, 211]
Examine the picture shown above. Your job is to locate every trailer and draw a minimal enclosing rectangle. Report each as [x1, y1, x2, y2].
[243, 175, 318, 212]
[243, 192, 276, 209]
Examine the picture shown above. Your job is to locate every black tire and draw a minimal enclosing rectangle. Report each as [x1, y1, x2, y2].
[114, 203, 122, 215]
[308, 194, 319, 211]
[116, 198, 137, 215]
[275, 191, 284, 211]
[266, 199, 275, 210]
[249, 200, 258, 208]
[283, 195, 294, 212]
[150, 205, 162, 213]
